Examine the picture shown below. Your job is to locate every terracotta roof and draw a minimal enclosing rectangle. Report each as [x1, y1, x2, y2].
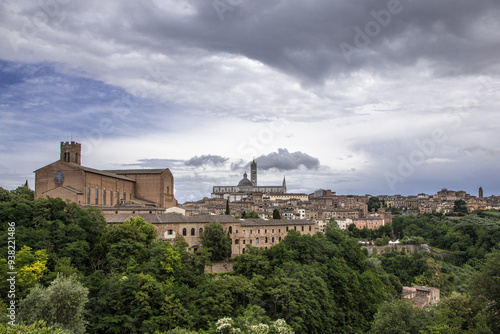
[412, 294, 430, 307]
[76, 164, 136, 181]
[104, 169, 169, 175]
[105, 213, 316, 227]
[240, 219, 316, 226]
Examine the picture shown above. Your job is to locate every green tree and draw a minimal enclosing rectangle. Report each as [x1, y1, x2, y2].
[471, 249, 500, 330]
[0, 321, 66, 333]
[200, 222, 231, 261]
[10, 184, 34, 201]
[0, 187, 11, 202]
[375, 235, 391, 246]
[453, 199, 467, 214]
[367, 197, 381, 212]
[225, 200, 230, 215]
[18, 274, 89, 334]
[423, 292, 491, 333]
[272, 209, 281, 219]
[371, 299, 429, 334]
[245, 211, 260, 219]
[0, 246, 48, 299]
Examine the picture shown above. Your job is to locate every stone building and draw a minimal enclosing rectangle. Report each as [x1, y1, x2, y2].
[211, 160, 287, 201]
[402, 285, 440, 307]
[104, 212, 318, 256]
[34, 141, 176, 208]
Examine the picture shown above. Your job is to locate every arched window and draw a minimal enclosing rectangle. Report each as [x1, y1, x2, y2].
[191, 228, 195, 236]
[182, 228, 187, 236]
[256, 238, 259, 244]
[272, 237, 275, 243]
[265, 237, 268, 243]
[199, 228, 203, 235]
[228, 226, 232, 234]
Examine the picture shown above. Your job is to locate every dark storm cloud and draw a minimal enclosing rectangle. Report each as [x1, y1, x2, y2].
[185, 155, 228, 167]
[61, 0, 500, 84]
[255, 148, 320, 171]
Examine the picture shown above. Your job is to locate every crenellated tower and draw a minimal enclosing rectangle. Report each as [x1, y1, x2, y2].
[60, 141, 81, 165]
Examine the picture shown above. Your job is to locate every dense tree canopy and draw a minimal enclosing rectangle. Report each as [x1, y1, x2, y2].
[200, 222, 231, 261]
[2, 190, 500, 333]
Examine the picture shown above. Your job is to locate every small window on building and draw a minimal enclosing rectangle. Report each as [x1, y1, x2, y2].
[182, 228, 187, 236]
[199, 228, 203, 235]
[229, 226, 232, 234]
[103, 190, 106, 206]
[95, 188, 98, 205]
[286, 226, 289, 232]
[110, 191, 113, 206]
[309, 226, 312, 231]
[191, 228, 195, 236]
[250, 230, 253, 235]
[272, 237, 275, 243]
[301, 226, 304, 232]
[242, 248, 245, 254]
[272, 229, 274, 233]
[250, 239, 253, 244]
[265, 237, 268, 243]
[265, 229, 267, 234]
[243, 240, 246, 244]
[243, 230, 246, 235]
[256, 238, 259, 244]
[235, 230, 238, 234]
[86, 187, 90, 204]
[235, 239, 239, 244]
[279, 237, 282, 241]
[294, 226, 297, 230]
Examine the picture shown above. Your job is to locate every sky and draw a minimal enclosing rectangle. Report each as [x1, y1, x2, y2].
[0, 0, 499, 203]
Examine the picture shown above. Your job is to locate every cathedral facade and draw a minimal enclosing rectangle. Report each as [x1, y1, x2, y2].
[211, 160, 287, 201]
[34, 141, 176, 208]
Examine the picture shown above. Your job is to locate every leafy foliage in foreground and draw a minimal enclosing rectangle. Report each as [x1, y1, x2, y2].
[2, 189, 500, 333]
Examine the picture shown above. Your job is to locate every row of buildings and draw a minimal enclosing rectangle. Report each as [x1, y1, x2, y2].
[378, 188, 500, 214]
[33, 141, 499, 256]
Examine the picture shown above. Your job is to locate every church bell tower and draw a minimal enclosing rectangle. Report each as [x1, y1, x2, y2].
[60, 141, 81, 165]
[251, 159, 257, 186]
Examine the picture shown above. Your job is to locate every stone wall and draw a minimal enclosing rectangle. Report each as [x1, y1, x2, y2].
[362, 244, 429, 255]
[204, 260, 234, 274]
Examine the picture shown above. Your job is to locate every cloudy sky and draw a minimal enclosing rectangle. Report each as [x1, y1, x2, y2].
[1, 0, 499, 203]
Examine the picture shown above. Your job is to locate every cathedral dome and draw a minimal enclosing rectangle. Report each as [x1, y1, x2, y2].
[237, 172, 253, 187]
